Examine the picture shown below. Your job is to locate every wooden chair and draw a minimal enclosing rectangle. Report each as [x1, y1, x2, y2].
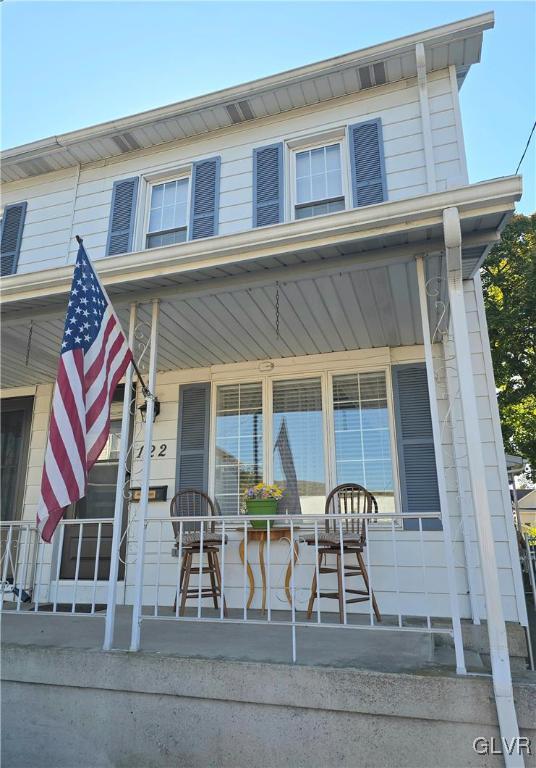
[304, 483, 381, 624]
[170, 488, 227, 617]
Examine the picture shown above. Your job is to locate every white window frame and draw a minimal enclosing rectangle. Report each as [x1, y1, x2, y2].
[208, 363, 401, 516]
[287, 131, 351, 222]
[140, 166, 192, 251]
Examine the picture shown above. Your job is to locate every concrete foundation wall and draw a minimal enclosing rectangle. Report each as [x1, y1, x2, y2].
[2, 644, 535, 768]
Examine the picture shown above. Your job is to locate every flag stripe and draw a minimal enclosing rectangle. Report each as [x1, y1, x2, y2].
[37, 243, 133, 542]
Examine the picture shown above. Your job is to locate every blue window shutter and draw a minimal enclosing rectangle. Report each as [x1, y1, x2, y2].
[0, 202, 27, 276]
[253, 143, 283, 227]
[176, 383, 211, 493]
[189, 157, 220, 240]
[106, 177, 139, 256]
[348, 118, 387, 208]
[392, 363, 442, 531]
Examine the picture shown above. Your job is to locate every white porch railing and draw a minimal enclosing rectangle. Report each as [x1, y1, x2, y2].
[138, 512, 466, 668]
[1, 513, 466, 670]
[1, 519, 113, 616]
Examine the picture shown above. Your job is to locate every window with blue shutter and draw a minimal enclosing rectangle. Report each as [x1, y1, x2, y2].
[348, 118, 387, 208]
[253, 143, 283, 227]
[106, 177, 139, 256]
[176, 383, 211, 494]
[392, 363, 442, 531]
[189, 157, 220, 240]
[0, 202, 27, 276]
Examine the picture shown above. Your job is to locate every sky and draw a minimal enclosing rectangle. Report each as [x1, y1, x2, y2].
[2, 1, 535, 213]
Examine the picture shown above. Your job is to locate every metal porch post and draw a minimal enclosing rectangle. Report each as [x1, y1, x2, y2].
[130, 299, 160, 652]
[443, 207, 522, 766]
[415, 255, 466, 674]
[103, 302, 137, 650]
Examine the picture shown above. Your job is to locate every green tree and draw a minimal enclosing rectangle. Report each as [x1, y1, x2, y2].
[481, 213, 536, 481]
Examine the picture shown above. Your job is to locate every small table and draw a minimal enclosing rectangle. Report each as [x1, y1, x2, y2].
[238, 526, 299, 612]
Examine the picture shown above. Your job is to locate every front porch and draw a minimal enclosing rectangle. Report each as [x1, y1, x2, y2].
[2, 178, 533, 763]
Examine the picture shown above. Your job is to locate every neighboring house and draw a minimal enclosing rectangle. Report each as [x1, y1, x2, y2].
[1, 13, 534, 766]
[517, 489, 536, 528]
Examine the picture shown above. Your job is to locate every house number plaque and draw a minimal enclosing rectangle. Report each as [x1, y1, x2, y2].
[135, 443, 168, 458]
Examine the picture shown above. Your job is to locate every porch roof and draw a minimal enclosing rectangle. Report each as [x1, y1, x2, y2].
[0, 177, 520, 389]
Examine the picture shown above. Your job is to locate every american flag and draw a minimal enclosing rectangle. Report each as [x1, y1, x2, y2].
[37, 243, 132, 542]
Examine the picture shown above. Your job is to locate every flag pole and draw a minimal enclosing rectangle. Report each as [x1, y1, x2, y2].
[130, 298, 159, 651]
[103, 302, 137, 650]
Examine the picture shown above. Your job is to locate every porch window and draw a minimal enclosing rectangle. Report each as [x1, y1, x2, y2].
[214, 383, 263, 515]
[332, 372, 395, 512]
[146, 177, 189, 249]
[294, 143, 345, 219]
[273, 378, 326, 515]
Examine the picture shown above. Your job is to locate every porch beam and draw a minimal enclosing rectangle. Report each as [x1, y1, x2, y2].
[103, 302, 137, 651]
[415, 255, 465, 673]
[0, 175, 521, 307]
[416, 43, 436, 193]
[1, 230, 501, 329]
[130, 298, 160, 652]
[443, 206, 522, 764]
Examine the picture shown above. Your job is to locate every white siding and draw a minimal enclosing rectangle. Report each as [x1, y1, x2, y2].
[1, 170, 78, 274]
[2, 70, 463, 274]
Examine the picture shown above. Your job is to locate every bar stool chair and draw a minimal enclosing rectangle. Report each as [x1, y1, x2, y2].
[170, 488, 227, 616]
[304, 483, 381, 624]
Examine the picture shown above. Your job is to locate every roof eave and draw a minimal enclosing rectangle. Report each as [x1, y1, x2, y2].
[1, 11, 494, 168]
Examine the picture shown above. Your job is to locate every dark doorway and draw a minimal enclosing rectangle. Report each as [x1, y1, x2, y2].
[1, 396, 33, 522]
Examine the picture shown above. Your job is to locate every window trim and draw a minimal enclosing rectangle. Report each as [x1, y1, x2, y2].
[288, 135, 351, 222]
[140, 167, 192, 251]
[208, 364, 401, 516]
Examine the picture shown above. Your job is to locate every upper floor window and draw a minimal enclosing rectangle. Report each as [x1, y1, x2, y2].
[294, 143, 345, 219]
[146, 177, 190, 249]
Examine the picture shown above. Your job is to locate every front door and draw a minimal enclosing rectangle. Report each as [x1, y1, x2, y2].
[59, 386, 131, 580]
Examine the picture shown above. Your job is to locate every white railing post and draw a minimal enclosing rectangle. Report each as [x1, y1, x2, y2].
[443, 208, 522, 764]
[130, 299, 159, 652]
[103, 302, 137, 650]
[416, 254, 466, 673]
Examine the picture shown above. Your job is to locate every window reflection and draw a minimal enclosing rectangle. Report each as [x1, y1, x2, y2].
[333, 372, 395, 512]
[215, 383, 263, 514]
[273, 378, 325, 515]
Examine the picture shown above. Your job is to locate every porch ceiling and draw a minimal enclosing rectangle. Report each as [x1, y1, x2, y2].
[2, 254, 441, 388]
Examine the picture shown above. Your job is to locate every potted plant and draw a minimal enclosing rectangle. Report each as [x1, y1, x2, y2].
[243, 483, 284, 530]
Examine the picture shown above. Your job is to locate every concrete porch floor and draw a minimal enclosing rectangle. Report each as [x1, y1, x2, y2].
[1, 605, 487, 674]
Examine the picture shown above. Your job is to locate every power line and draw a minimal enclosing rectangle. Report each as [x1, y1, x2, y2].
[515, 120, 536, 175]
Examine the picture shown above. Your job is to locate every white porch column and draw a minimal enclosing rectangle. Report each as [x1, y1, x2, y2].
[443, 207, 522, 763]
[130, 299, 160, 652]
[103, 302, 137, 650]
[443, 332, 481, 624]
[415, 255, 465, 674]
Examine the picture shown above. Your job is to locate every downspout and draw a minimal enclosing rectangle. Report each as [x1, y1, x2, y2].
[443, 207, 522, 767]
[416, 42, 436, 194]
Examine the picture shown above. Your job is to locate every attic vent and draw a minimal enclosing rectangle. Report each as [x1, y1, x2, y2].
[111, 131, 141, 153]
[225, 100, 255, 124]
[358, 61, 387, 89]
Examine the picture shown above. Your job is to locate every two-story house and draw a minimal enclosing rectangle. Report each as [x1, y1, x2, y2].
[1, 12, 534, 767]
